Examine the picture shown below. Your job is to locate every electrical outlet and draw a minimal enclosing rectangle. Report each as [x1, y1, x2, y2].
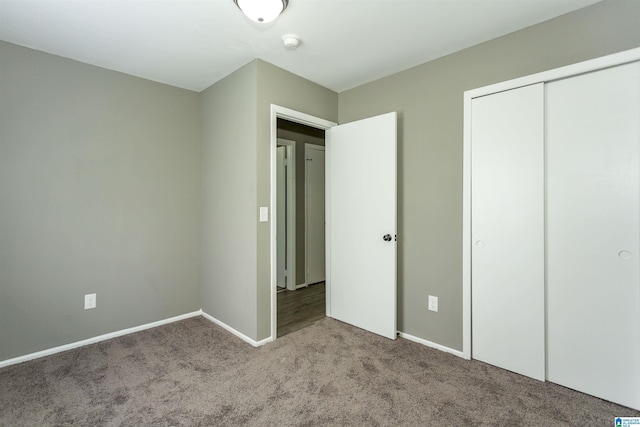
[428, 295, 438, 312]
[84, 293, 96, 310]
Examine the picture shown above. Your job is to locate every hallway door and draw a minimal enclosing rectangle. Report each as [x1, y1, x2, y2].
[305, 144, 325, 285]
[276, 146, 286, 288]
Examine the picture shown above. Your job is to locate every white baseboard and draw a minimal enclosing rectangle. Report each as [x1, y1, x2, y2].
[201, 311, 271, 347]
[254, 336, 272, 346]
[3, 313, 460, 369]
[294, 282, 308, 290]
[398, 331, 466, 359]
[0, 310, 203, 368]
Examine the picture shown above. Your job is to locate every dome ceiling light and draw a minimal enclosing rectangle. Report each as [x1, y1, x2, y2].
[233, 0, 289, 24]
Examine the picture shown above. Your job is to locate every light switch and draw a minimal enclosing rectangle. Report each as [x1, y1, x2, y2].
[260, 207, 269, 222]
[84, 293, 96, 310]
[428, 295, 438, 312]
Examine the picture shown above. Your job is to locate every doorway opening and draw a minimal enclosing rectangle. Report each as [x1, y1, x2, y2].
[275, 119, 326, 337]
[270, 106, 336, 340]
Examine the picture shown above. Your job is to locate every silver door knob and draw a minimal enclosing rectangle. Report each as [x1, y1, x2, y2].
[383, 234, 392, 242]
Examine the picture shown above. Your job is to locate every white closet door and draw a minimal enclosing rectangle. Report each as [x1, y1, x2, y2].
[471, 83, 545, 380]
[547, 61, 640, 410]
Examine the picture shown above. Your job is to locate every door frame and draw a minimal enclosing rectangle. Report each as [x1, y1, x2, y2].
[462, 47, 640, 360]
[305, 143, 326, 286]
[270, 105, 336, 340]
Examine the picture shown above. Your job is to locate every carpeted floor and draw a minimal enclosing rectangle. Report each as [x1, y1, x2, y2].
[1, 317, 638, 426]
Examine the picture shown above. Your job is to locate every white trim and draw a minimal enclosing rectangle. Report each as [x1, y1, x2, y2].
[270, 104, 337, 341]
[462, 47, 640, 361]
[272, 105, 336, 130]
[462, 78, 473, 361]
[0, 311, 202, 368]
[294, 282, 308, 290]
[325, 132, 332, 318]
[201, 311, 270, 347]
[466, 47, 640, 100]
[398, 332, 465, 359]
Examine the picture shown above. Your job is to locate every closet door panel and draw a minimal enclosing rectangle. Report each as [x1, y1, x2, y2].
[471, 83, 545, 380]
[547, 61, 640, 410]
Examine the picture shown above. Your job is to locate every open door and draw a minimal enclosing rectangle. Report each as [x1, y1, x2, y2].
[305, 144, 326, 285]
[326, 112, 397, 340]
[276, 146, 287, 289]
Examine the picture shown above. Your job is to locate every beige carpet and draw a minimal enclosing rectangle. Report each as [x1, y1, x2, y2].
[1, 316, 638, 426]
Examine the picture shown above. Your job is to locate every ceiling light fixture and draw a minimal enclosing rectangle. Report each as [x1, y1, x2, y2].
[233, 0, 289, 24]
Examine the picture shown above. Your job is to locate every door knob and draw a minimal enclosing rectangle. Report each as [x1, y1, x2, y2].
[383, 234, 392, 242]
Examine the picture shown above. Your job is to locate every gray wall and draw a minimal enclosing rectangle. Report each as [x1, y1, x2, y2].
[337, 0, 640, 350]
[0, 41, 201, 360]
[200, 61, 259, 339]
[256, 60, 338, 340]
[200, 60, 336, 342]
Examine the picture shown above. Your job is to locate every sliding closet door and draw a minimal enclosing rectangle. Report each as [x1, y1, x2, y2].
[471, 83, 545, 380]
[547, 62, 640, 410]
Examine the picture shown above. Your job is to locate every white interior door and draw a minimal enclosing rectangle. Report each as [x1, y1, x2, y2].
[276, 146, 286, 288]
[471, 84, 545, 380]
[305, 144, 325, 285]
[326, 112, 397, 340]
[277, 139, 296, 291]
[546, 61, 640, 410]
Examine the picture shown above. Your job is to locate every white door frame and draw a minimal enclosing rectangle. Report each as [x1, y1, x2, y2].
[270, 105, 336, 340]
[462, 47, 640, 360]
[277, 139, 297, 291]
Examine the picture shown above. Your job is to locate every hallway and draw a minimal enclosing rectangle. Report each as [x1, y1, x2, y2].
[277, 282, 325, 337]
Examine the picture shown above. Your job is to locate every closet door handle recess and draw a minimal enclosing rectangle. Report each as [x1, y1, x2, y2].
[619, 250, 632, 260]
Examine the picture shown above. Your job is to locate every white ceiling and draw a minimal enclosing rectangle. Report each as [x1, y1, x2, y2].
[0, 0, 600, 93]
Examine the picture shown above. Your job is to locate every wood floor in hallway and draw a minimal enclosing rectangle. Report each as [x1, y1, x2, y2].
[277, 282, 325, 337]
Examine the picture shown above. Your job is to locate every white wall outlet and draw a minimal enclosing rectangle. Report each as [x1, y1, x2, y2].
[84, 293, 96, 310]
[428, 295, 438, 312]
